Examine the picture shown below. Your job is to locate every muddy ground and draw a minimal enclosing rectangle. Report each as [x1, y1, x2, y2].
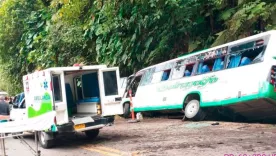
[99, 116, 276, 156]
[4, 115, 276, 156]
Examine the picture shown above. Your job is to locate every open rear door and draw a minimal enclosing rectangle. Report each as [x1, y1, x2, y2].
[51, 71, 69, 125]
[98, 67, 123, 116]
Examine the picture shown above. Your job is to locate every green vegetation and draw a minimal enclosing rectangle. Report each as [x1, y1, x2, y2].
[0, 0, 275, 95]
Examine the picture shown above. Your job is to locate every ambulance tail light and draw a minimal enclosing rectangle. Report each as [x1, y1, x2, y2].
[54, 116, 57, 125]
[96, 103, 101, 115]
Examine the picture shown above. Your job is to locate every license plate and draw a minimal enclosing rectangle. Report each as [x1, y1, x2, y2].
[74, 124, 85, 130]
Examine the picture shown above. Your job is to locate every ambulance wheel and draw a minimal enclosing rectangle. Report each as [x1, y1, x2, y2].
[123, 103, 130, 118]
[85, 129, 100, 139]
[38, 132, 55, 149]
[184, 100, 206, 121]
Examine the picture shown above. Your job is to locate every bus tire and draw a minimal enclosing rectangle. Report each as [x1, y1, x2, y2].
[85, 129, 100, 139]
[123, 103, 131, 118]
[184, 99, 206, 121]
[38, 132, 55, 149]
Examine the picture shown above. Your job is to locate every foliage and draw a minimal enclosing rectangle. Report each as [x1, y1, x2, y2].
[212, 0, 276, 46]
[85, 0, 208, 73]
[0, 0, 44, 94]
[0, 0, 275, 95]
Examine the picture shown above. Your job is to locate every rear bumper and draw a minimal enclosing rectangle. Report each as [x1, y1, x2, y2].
[56, 116, 115, 132]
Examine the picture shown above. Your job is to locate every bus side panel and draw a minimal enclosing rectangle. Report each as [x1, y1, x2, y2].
[24, 71, 54, 119]
[133, 74, 220, 111]
[200, 64, 262, 107]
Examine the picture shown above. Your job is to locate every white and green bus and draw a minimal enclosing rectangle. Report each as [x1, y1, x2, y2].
[121, 30, 276, 121]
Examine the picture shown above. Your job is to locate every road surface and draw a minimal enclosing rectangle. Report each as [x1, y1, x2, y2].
[2, 116, 276, 156]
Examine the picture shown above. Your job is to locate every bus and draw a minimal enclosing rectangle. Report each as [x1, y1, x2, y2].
[122, 30, 276, 121]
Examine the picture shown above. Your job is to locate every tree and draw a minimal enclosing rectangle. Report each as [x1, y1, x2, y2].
[0, 0, 275, 94]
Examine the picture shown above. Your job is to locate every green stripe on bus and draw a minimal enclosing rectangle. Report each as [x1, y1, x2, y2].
[134, 104, 182, 112]
[260, 82, 276, 100]
[201, 94, 259, 107]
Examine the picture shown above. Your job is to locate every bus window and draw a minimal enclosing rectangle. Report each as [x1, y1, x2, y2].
[184, 64, 195, 77]
[197, 61, 212, 74]
[139, 67, 155, 86]
[227, 40, 266, 68]
[161, 69, 171, 81]
[240, 46, 265, 66]
[212, 57, 225, 71]
[198, 56, 225, 74]
[227, 55, 241, 68]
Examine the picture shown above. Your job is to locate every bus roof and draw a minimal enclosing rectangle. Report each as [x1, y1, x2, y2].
[136, 30, 276, 74]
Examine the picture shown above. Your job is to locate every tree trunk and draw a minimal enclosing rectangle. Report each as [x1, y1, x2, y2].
[55, 52, 59, 66]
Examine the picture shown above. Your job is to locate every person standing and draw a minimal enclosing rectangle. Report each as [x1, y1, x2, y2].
[8, 97, 12, 104]
[0, 96, 10, 122]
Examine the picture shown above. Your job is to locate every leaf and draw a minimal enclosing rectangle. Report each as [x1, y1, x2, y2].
[145, 37, 153, 50]
[136, 54, 141, 61]
[211, 30, 227, 47]
[131, 33, 136, 43]
[188, 40, 201, 52]
[122, 54, 127, 64]
[26, 38, 32, 45]
[36, 21, 45, 28]
[219, 8, 235, 21]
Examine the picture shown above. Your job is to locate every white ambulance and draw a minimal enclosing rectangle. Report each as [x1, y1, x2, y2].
[16, 64, 123, 148]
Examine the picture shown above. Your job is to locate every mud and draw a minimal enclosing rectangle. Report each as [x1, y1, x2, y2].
[6, 115, 276, 156]
[97, 116, 276, 156]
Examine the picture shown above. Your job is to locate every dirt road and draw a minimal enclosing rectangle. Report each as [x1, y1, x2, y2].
[4, 116, 276, 156]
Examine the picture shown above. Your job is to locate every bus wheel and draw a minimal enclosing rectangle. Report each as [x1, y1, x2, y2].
[123, 103, 131, 118]
[85, 129, 100, 139]
[184, 100, 206, 121]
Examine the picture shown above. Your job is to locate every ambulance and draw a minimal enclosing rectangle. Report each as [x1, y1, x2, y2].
[14, 64, 123, 148]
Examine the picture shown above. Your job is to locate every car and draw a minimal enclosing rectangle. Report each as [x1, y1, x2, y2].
[12, 92, 24, 108]
[10, 93, 26, 121]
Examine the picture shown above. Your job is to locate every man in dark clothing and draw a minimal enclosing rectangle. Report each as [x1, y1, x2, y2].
[0, 96, 10, 118]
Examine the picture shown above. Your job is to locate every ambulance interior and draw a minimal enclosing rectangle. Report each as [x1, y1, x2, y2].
[52, 69, 118, 119]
